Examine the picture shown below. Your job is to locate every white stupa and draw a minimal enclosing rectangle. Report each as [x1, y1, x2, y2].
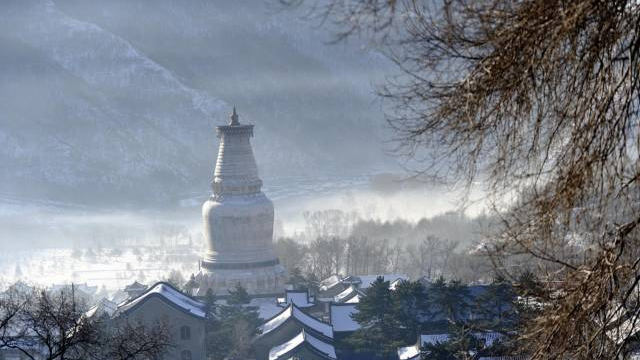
[195, 108, 286, 296]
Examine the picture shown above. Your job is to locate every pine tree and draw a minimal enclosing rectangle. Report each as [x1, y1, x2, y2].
[203, 288, 217, 319]
[348, 277, 403, 359]
[517, 270, 542, 303]
[426, 278, 471, 326]
[474, 275, 518, 333]
[206, 288, 261, 360]
[288, 267, 307, 290]
[391, 280, 428, 343]
[422, 325, 481, 360]
[227, 283, 250, 305]
[445, 280, 472, 324]
[183, 274, 199, 296]
[305, 272, 320, 296]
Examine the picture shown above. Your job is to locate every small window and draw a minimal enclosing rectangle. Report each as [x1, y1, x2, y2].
[180, 325, 191, 340]
[181, 350, 192, 360]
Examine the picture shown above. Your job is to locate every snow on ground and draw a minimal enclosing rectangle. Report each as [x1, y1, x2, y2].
[330, 304, 360, 332]
[0, 246, 199, 293]
[397, 344, 419, 360]
[251, 297, 283, 320]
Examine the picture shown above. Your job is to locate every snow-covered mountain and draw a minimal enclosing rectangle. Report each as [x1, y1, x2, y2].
[0, 0, 392, 206]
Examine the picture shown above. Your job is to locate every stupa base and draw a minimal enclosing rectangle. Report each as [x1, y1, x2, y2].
[195, 264, 287, 296]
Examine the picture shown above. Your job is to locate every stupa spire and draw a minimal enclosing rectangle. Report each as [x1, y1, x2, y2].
[229, 106, 240, 126]
[212, 107, 259, 196]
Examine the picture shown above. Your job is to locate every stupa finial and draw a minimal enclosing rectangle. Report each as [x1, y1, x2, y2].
[229, 106, 239, 125]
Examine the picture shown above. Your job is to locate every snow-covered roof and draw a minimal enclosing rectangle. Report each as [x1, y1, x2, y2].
[399, 332, 507, 360]
[420, 333, 450, 346]
[117, 282, 206, 319]
[278, 291, 314, 308]
[334, 286, 354, 302]
[333, 285, 363, 303]
[85, 298, 117, 319]
[345, 294, 362, 303]
[124, 281, 147, 291]
[269, 330, 336, 360]
[258, 304, 333, 338]
[398, 344, 420, 360]
[110, 289, 129, 304]
[341, 275, 362, 285]
[390, 278, 405, 290]
[357, 274, 409, 289]
[349, 274, 409, 289]
[330, 304, 360, 332]
[319, 275, 343, 291]
[415, 331, 505, 353]
[419, 332, 502, 347]
[250, 298, 283, 320]
[473, 331, 504, 347]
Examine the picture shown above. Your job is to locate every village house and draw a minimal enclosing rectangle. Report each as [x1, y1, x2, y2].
[332, 285, 365, 304]
[253, 303, 334, 360]
[317, 275, 347, 301]
[329, 303, 360, 338]
[113, 282, 207, 360]
[268, 330, 337, 360]
[277, 290, 315, 309]
[317, 274, 408, 302]
[122, 280, 148, 300]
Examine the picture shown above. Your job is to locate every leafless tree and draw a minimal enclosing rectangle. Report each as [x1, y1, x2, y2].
[0, 283, 29, 356]
[308, 237, 337, 279]
[101, 319, 173, 360]
[387, 240, 404, 273]
[0, 284, 172, 360]
[303, 209, 358, 240]
[275, 237, 309, 271]
[1, 285, 100, 360]
[280, 0, 640, 358]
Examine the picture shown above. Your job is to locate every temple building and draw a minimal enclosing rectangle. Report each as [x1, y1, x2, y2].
[195, 108, 286, 296]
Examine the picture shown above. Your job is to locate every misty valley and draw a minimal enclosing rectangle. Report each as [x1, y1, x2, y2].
[1, 0, 637, 360]
[0, 175, 487, 291]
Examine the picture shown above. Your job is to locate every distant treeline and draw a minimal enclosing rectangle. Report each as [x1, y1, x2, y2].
[277, 210, 498, 282]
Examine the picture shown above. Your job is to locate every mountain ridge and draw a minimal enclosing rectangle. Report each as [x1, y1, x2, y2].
[0, 0, 392, 206]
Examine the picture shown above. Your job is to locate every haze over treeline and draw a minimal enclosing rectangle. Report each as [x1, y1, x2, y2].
[0, 0, 489, 289]
[0, 0, 395, 206]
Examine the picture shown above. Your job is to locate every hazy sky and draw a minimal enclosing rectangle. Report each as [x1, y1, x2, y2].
[0, 0, 398, 207]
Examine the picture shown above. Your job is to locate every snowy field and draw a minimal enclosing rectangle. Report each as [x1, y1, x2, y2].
[0, 246, 200, 292]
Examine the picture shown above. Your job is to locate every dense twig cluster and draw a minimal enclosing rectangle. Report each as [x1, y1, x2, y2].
[280, 0, 640, 358]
